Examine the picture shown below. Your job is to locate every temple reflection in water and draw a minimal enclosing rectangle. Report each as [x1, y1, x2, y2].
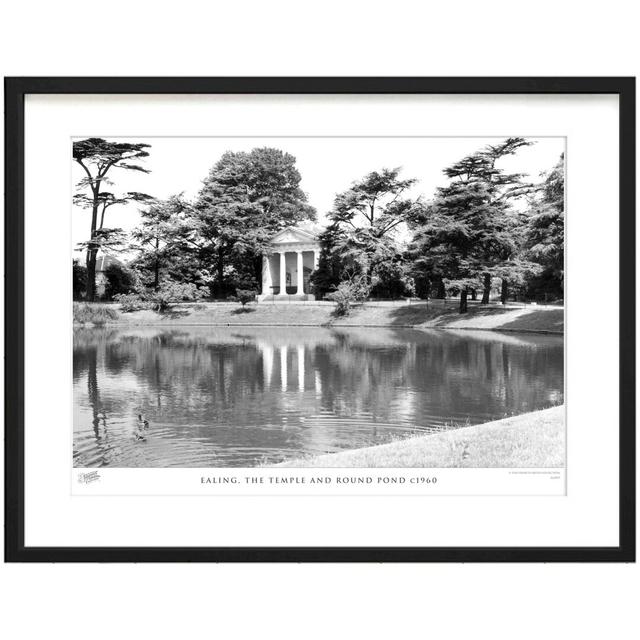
[73, 326, 564, 468]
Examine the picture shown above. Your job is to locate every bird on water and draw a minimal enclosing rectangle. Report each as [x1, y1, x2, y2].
[132, 414, 150, 441]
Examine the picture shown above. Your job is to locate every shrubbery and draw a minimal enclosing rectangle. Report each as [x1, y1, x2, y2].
[229, 289, 257, 310]
[114, 281, 207, 313]
[325, 277, 370, 316]
[152, 281, 206, 311]
[73, 302, 119, 325]
[73, 260, 87, 300]
[112, 293, 148, 312]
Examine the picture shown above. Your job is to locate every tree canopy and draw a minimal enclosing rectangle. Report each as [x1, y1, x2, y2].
[73, 138, 564, 313]
[130, 194, 199, 291]
[192, 147, 316, 295]
[408, 137, 542, 311]
[317, 168, 423, 297]
[524, 153, 565, 297]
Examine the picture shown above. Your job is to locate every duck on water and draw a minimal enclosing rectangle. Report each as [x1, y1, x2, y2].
[133, 414, 150, 441]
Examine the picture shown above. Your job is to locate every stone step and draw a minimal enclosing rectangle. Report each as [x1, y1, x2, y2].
[257, 293, 315, 302]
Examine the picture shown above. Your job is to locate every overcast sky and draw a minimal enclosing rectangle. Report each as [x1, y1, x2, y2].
[72, 136, 564, 251]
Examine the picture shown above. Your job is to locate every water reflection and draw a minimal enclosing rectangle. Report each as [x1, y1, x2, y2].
[73, 327, 564, 467]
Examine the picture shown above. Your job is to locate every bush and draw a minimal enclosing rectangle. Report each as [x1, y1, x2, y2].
[113, 292, 149, 312]
[325, 278, 370, 316]
[73, 302, 119, 325]
[229, 288, 257, 310]
[114, 281, 207, 313]
[151, 281, 206, 311]
[73, 260, 87, 300]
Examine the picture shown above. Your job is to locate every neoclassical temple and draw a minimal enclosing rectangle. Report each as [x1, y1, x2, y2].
[259, 225, 321, 301]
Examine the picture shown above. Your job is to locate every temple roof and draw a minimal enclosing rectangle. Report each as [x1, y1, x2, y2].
[270, 224, 322, 245]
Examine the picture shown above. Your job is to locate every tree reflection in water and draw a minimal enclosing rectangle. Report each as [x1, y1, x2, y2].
[73, 326, 564, 468]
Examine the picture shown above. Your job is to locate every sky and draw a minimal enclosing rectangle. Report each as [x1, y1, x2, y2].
[71, 136, 564, 252]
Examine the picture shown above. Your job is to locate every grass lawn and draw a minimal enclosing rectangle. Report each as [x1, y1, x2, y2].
[275, 405, 565, 468]
[75, 300, 564, 333]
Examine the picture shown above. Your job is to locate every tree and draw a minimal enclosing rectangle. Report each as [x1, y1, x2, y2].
[409, 138, 536, 313]
[230, 289, 257, 310]
[476, 138, 539, 303]
[193, 147, 316, 296]
[130, 194, 196, 291]
[309, 223, 348, 299]
[76, 227, 129, 256]
[524, 154, 565, 299]
[327, 168, 422, 287]
[73, 138, 153, 301]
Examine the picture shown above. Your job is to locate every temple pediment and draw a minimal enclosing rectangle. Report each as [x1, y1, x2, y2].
[270, 226, 318, 245]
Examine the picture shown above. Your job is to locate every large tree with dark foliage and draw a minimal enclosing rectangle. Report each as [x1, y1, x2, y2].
[325, 168, 423, 294]
[193, 147, 316, 296]
[103, 263, 137, 300]
[524, 154, 565, 299]
[309, 223, 348, 299]
[130, 194, 197, 291]
[409, 138, 537, 312]
[73, 138, 153, 301]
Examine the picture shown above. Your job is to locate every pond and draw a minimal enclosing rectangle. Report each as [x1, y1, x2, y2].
[73, 326, 564, 467]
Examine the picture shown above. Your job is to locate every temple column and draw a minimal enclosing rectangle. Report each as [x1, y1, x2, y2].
[279, 252, 287, 295]
[296, 251, 304, 294]
[262, 255, 272, 295]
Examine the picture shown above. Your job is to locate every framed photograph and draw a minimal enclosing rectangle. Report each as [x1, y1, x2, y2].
[4, 77, 635, 562]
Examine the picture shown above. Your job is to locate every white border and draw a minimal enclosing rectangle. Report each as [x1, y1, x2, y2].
[24, 94, 619, 547]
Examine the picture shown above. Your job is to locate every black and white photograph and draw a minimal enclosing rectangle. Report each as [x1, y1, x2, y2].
[72, 135, 565, 470]
[6, 74, 632, 565]
[2, 1, 638, 635]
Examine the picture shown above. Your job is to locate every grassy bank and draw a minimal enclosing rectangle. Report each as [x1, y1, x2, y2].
[76, 300, 564, 333]
[275, 405, 565, 468]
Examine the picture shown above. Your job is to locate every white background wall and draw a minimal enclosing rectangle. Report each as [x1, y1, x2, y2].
[1, 2, 638, 639]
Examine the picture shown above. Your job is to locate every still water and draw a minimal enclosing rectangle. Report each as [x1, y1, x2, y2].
[73, 326, 564, 467]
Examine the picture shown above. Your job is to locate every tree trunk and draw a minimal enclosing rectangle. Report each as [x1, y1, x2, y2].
[501, 278, 508, 305]
[153, 238, 160, 291]
[470, 288, 477, 301]
[216, 247, 225, 297]
[481, 273, 491, 304]
[436, 278, 446, 299]
[254, 256, 262, 285]
[85, 248, 98, 302]
[459, 288, 468, 314]
[85, 199, 100, 302]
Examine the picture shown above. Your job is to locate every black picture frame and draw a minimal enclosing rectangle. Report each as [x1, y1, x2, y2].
[4, 77, 635, 563]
